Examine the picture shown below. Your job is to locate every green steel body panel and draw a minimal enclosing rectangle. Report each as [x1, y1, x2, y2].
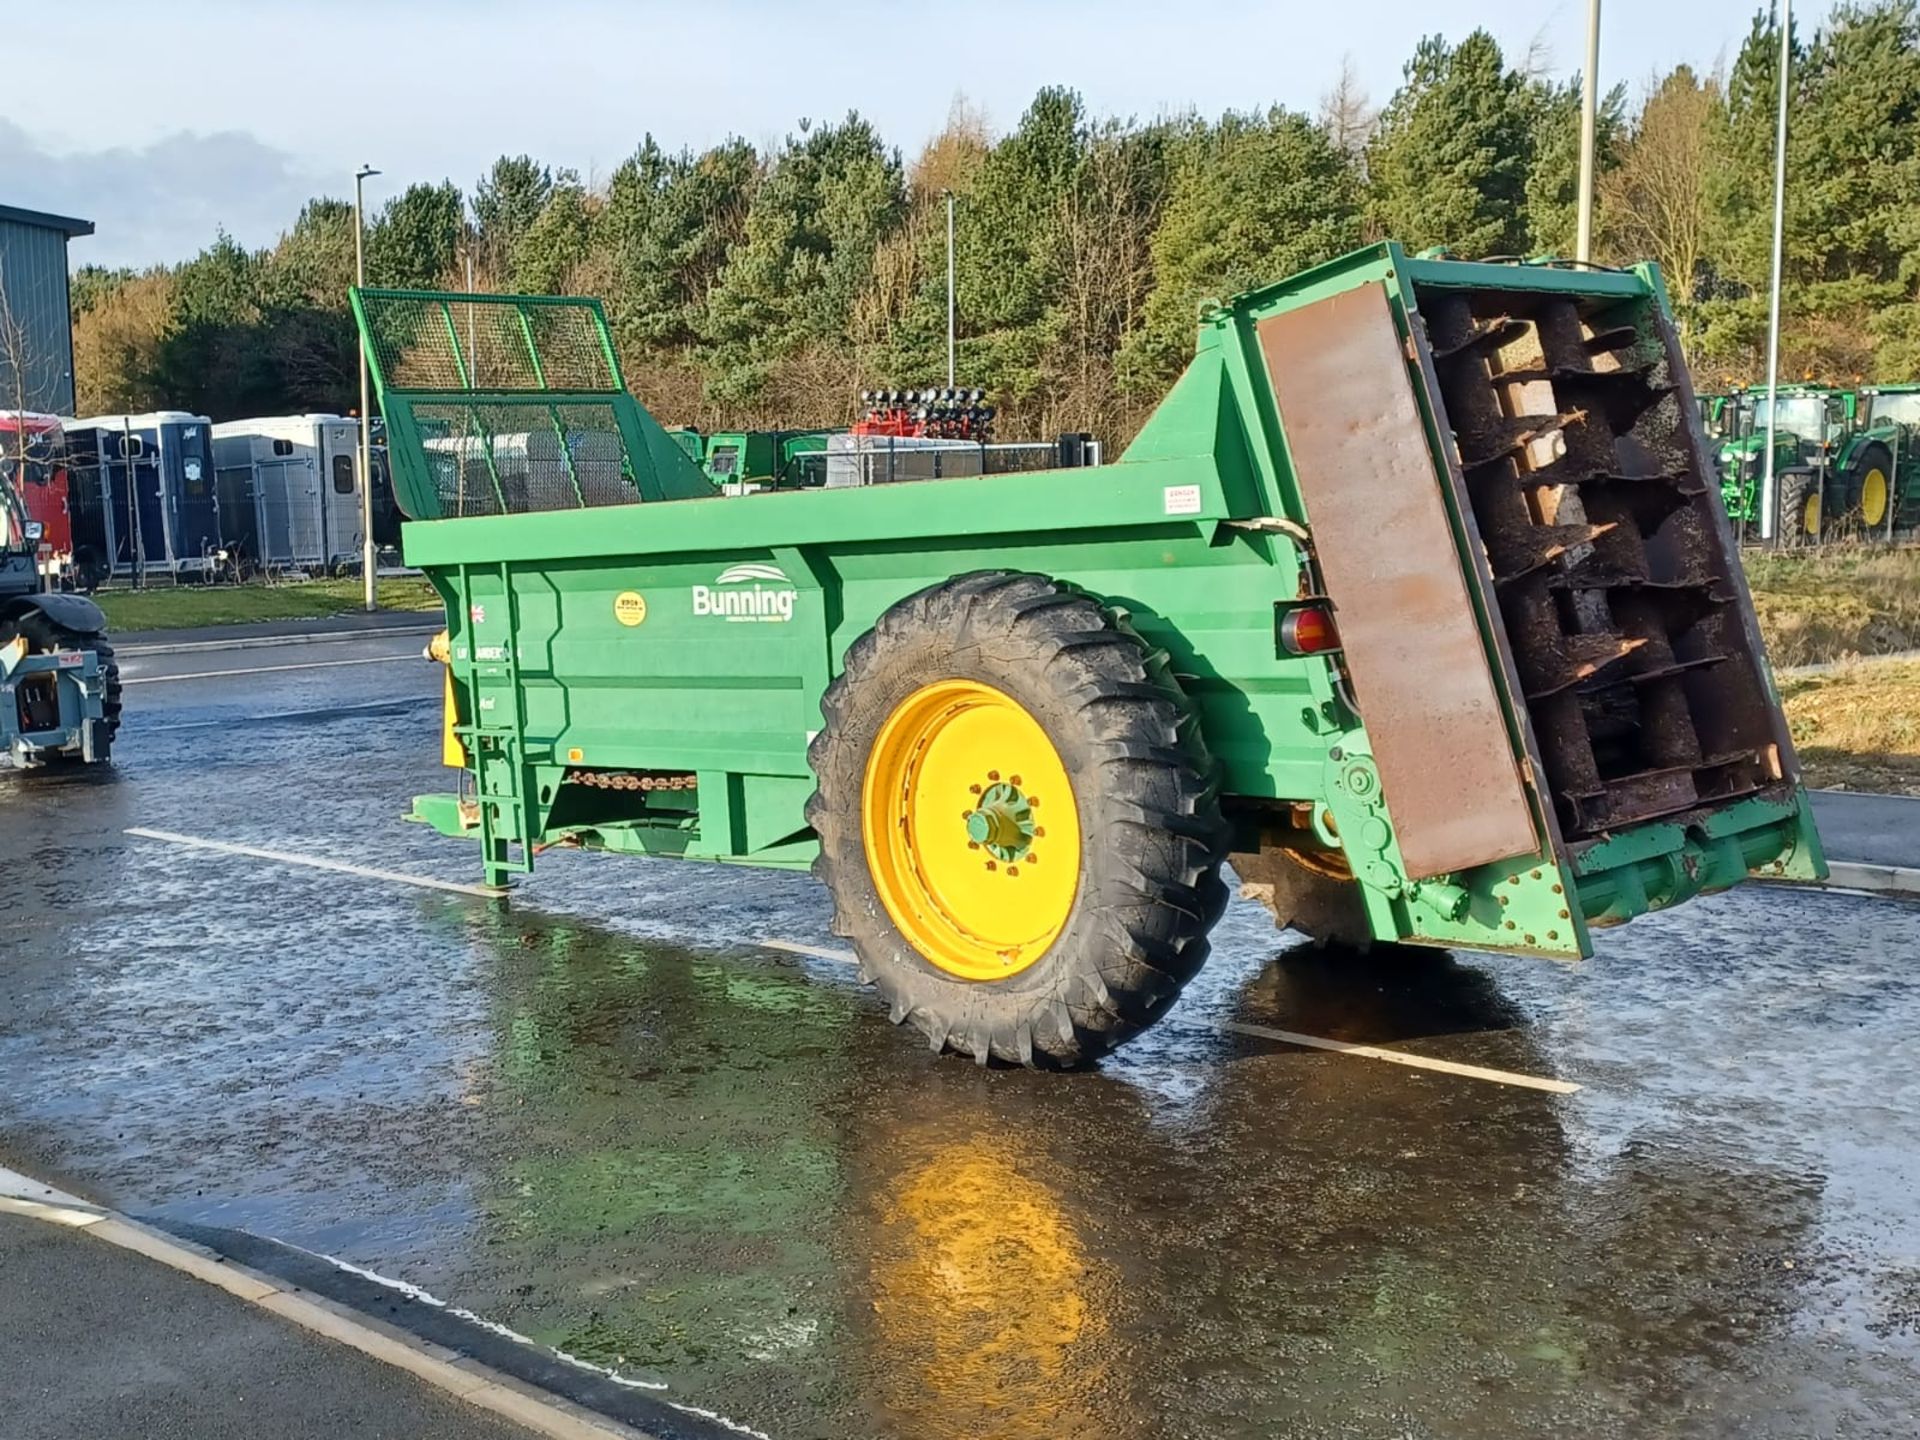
[355, 243, 1824, 961]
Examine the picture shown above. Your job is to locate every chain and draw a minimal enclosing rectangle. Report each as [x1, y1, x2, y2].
[565, 769, 697, 793]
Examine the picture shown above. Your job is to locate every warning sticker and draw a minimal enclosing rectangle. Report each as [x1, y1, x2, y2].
[613, 591, 649, 627]
[1163, 484, 1203, 516]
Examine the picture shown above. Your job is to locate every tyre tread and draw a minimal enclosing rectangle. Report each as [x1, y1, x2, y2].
[808, 570, 1225, 1066]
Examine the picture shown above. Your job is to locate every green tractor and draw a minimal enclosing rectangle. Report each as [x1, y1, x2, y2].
[353, 245, 1823, 1067]
[1712, 383, 1918, 542]
[1835, 384, 1920, 538]
[1713, 385, 1854, 542]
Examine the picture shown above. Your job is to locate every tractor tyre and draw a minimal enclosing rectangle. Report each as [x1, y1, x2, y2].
[5, 609, 122, 762]
[807, 570, 1227, 1067]
[1234, 843, 1374, 949]
[1848, 442, 1896, 536]
[1775, 468, 1821, 546]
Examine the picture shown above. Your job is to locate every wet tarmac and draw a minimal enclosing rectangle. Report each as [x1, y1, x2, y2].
[3, 638, 1919, 1438]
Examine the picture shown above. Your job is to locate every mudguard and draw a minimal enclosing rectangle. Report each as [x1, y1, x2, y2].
[0, 591, 108, 636]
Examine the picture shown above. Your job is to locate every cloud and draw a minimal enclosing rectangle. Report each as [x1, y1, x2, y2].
[0, 120, 330, 269]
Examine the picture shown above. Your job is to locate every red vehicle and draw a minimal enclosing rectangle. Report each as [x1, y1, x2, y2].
[0, 412, 77, 587]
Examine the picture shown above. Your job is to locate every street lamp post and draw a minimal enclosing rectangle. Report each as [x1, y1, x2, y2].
[1575, 0, 1602, 262]
[1759, 0, 1792, 542]
[944, 191, 956, 389]
[354, 164, 381, 610]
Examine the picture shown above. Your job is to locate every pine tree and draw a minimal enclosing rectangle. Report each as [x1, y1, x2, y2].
[1122, 108, 1363, 388]
[701, 115, 905, 403]
[948, 87, 1088, 406]
[603, 137, 759, 356]
[472, 156, 556, 278]
[366, 182, 466, 290]
[1365, 31, 1533, 256]
[509, 183, 596, 294]
[1522, 74, 1626, 257]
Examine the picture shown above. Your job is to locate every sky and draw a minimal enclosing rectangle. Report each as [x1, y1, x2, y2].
[5, 0, 1837, 270]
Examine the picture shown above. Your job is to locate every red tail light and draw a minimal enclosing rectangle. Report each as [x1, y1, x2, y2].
[1280, 605, 1341, 656]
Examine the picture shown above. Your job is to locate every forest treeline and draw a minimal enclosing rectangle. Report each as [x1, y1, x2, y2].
[69, 5, 1920, 446]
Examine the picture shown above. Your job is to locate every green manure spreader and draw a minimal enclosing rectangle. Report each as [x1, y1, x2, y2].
[353, 243, 1824, 1067]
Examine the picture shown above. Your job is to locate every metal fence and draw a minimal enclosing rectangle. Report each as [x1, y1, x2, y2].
[820, 437, 1101, 488]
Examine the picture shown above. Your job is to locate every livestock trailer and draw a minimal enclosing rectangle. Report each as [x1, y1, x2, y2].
[211, 414, 370, 573]
[63, 412, 220, 580]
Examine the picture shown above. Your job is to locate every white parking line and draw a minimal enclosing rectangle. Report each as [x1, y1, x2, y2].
[123, 655, 417, 685]
[1217, 1020, 1581, 1093]
[119, 832, 1580, 1093]
[759, 939, 861, 964]
[123, 828, 499, 899]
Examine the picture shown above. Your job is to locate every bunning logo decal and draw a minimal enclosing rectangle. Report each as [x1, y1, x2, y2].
[692, 563, 798, 623]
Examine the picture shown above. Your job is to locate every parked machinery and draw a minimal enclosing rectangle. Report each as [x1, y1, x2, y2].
[1711, 383, 1920, 543]
[855, 387, 995, 441]
[1835, 384, 1920, 537]
[699, 430, 835, 492]
[0, 440, 119, 768]
[1711, 385, 1859, 543]
[354, 245, 1823, 1067]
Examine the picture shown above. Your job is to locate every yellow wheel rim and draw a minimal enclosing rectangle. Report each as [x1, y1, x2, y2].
[1803, 490, 1821, 535]
[861, 680, 1081, 981]
[1862, 467, 1890, 528]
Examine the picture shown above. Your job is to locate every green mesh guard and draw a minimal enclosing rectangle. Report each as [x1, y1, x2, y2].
[350, 288, 712, 520]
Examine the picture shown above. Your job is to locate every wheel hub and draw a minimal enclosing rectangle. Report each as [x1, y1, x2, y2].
[964, 781, 1035, 860]
[861, 680, 1080, 981]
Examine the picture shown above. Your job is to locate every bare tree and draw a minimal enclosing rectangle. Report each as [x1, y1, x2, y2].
[1318, 54, 1377, 158]
[911, 94, 993, 199]
[0, 267, 56, 592]
[1599, 68, 1721, 303]
[1054, 133, 1159, 437]
[0, 259, 52, 421]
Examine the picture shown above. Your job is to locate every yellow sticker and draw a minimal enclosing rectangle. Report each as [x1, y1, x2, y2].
[613, 591, 648, 627]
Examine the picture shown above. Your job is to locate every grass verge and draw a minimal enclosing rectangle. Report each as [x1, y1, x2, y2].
[1778, 659, 1920, 797]
[94, 577, 442, 632]
[1741, 546, 1920, 667]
